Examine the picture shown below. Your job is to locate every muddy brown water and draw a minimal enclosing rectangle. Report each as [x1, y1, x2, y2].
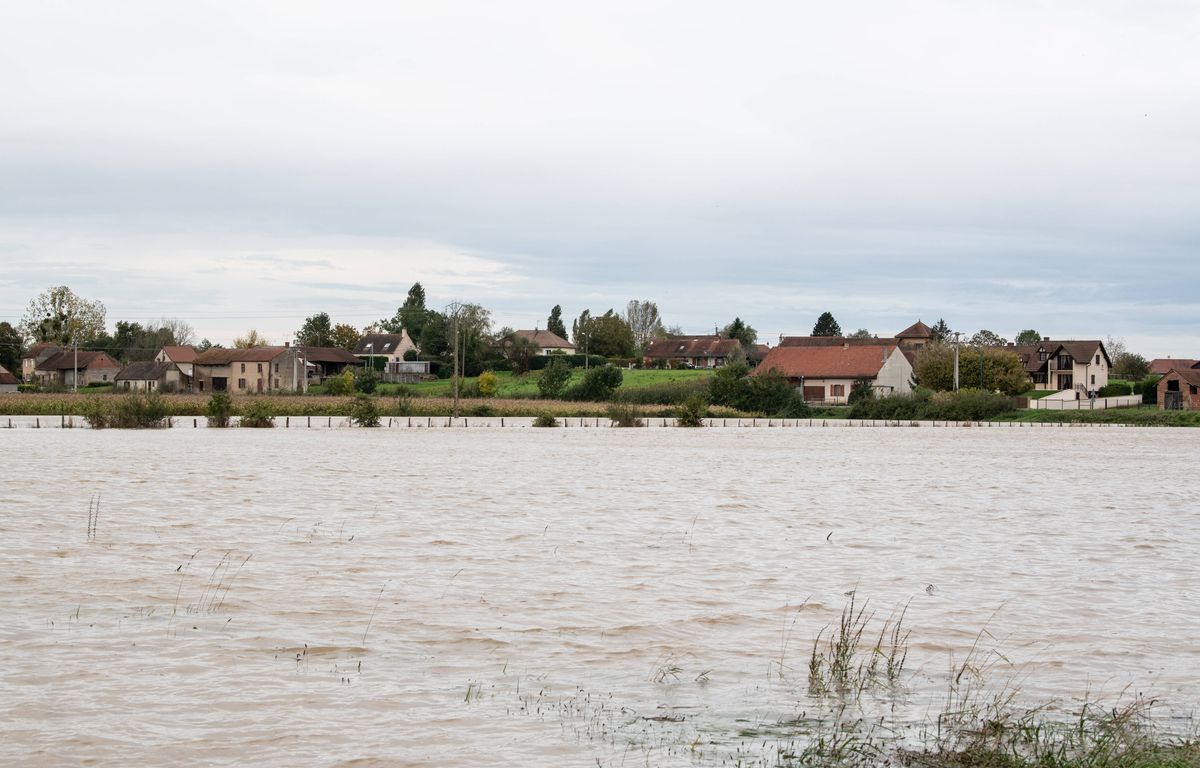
[1, 428, 1197, 766]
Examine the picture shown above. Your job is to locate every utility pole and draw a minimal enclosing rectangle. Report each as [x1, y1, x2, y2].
[953, 331, 961, 392]
[447, 301, 462, 418]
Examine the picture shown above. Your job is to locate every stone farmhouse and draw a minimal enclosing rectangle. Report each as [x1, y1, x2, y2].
[192, 346, 304, 393]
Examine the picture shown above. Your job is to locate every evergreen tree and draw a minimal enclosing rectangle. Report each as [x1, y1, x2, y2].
[812, 312, 842, 337]
[547, 305, 568, 340]
[930, 318, 953, 344]
[721, 317, 758, 347]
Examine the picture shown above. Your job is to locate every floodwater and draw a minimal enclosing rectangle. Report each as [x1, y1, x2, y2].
[1, 427, 1198, 766]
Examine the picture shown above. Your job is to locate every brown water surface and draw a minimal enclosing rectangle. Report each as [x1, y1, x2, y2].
[1, 428, 1197, 766]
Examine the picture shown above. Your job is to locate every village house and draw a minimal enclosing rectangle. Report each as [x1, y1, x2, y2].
[21, 343, 60, 382]
[1010, 340, 1110, 393]
[155, 346, 198, 390]
[1158, 367, 1200, 410]
[192, 346, 303, 393]
[0, 364, 19, 393]
[34, 350, 121, 388]
[298, 346, 363, 382]
[643, 336, 742, 368]
[353, 332, 430, 382]
[779, 320, 935, 364]
[753, 342, 913, 403]
[114, 361, 184, 392]
[354, 332, 418, 365]
[512, 329, 576, 355]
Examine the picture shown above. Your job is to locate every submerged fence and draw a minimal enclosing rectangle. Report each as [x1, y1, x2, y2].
[0, 414, 1149, 430]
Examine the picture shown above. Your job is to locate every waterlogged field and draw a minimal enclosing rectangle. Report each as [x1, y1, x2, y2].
[1, 428, 1198, 766]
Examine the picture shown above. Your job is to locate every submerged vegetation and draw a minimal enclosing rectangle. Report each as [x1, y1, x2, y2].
[81, 392, 170, 429]
[506, 594, 1199, 768]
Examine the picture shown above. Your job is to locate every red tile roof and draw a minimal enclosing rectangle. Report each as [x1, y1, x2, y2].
[193, 347, 293, 365]
[36, 351, 120, 371]
[1163, 367, 1200, 387]
[299, 346, 363, 364]
[0, 364, 18, 385]
[644, 336, 740, 360]
[22, 343, 60, 360]
[895, 320, 934, 339]
[160, 346, 197, 363]
[753, 344, 896, 379]
[513, 329, 573, 349]
[1149, 358, 1197, 375]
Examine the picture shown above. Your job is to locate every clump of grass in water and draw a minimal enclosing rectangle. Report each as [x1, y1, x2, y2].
[808, 591, 911, 697]
[86, 493, 101, 542]
[607, 402, 644, 427]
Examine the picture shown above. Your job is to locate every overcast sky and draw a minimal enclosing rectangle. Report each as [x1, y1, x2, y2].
[1, 1, 1197, 355]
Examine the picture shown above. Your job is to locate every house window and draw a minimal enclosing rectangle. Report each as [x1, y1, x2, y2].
[1167, 380, 1180, 392]
[1058, 354, 1072, 368]
[238, 378, 246, 390]
[274, 363, 279, 373]
[1091, 375, 1095, 385]
[241, 363, 246, 373]
[830, 384, 845, 397]
[1038, 350, 1047, 362]
[1095, 355, 1100, 365]
[257, 363, 263, 372]
[1191, 385, 1198, 395]
[102, 374, 108, 381]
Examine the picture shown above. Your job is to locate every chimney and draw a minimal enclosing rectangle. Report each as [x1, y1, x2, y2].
[284, 341, 290, 347]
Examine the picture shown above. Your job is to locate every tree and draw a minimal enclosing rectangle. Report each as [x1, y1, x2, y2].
[1104, 336, 1127, 366]
[477, 370, 498, 397]
[419, 311, 449, 359]
[722, 317, 758, 347]
[572, 309, 592, 348]
[20, 285, 107, 345]
[586, 310, 635, 358]
[95, 320, 177, 362]
[157, 318, 196, 347]
[913, 344, 1028, 395]
[1113, 352, 1150, 380]
[330, 323, 360, 352]
[499, 331, 539, 374]
[849, 328, 873, 339]
[196, 338, 216, 352]
[575, 365, 623, 400]
[624, 300, 664, 353]
[1015, 329, 1042, 345]
[969, 329, 1008, 347]
[537, 356, 572, 399]
[930, 318, 953, 345]
[295, 312, 333, 346]
[234, 329, 269, 348]
[0, 322, 22, 375]
[440, 302, 493, 379]
[546, 305, 568, 340]
[383, 282, 430, 340]
[812, 312, 841, 337]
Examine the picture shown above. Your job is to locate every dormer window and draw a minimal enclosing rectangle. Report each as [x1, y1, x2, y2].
[1037, 349, 1047, 362]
